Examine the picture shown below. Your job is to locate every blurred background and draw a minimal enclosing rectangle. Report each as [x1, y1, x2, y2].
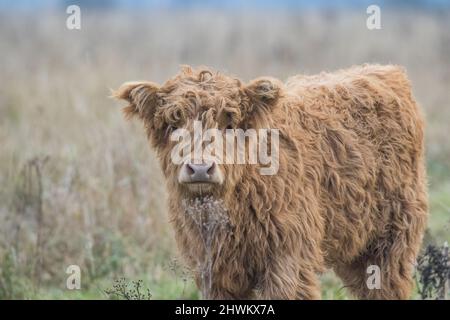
[0, 0, 449, 299]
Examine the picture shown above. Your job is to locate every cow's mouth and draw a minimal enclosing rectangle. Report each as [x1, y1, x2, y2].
[183, 182, 215, 194]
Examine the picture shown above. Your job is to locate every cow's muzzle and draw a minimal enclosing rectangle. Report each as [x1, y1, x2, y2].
[178, 161, 224, 186]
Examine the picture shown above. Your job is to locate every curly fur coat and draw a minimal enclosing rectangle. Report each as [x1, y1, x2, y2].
[114, 64, 428, 299]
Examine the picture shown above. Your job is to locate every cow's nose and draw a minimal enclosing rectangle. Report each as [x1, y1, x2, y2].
[185, 162, 216, 183]
[178, 161, 223, 185]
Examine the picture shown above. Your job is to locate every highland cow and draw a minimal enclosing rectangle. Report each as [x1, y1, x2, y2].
[114, 64, 428, 299]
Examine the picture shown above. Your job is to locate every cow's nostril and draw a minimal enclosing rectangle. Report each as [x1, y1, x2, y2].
[186, 164, 195, 175]
[207, 162, 215, 175]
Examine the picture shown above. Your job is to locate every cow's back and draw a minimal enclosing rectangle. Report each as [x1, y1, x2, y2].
[284, 64, 426, 264]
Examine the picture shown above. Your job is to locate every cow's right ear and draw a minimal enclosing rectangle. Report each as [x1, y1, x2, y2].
[112, 81, 160, 121]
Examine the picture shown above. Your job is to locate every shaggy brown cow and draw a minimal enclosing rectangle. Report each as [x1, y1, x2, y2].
[114, 64, 428, 299]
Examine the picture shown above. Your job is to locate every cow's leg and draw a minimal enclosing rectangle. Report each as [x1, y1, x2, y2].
[204, 287, 254, 300]
[334, 242, 415, 299]
[195, 273, 254, 300]
[335, 192, 427, 299]
[258, 253, 322, 300]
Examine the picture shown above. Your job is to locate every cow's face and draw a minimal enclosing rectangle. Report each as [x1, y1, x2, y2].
[114, 67, 280, 199]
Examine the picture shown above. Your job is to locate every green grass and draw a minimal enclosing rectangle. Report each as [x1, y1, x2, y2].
[29, 276, 199, 300]
[428, 182, 450, 244]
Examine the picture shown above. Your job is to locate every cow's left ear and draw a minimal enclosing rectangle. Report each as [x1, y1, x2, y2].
[244, 77, 281, 103]
[242, 77, 282, 117]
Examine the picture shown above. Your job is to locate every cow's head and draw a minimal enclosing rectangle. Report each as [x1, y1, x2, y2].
[114, 66, 281, 199]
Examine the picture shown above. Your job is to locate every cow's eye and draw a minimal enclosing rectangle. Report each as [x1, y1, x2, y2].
[165, 124, 178, 138]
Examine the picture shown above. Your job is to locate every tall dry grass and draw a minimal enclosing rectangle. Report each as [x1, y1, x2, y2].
[0, 9, 449, 299]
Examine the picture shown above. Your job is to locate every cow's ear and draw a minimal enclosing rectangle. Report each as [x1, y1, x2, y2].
[112, 81, 160, 121]
[242, 77, 282, 119]
[241, 77, 283, 126]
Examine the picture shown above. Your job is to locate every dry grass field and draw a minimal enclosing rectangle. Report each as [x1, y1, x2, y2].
[0, 8, 449, 299]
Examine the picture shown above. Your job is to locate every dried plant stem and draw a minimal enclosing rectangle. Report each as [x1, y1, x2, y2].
[182, 196, 231, 299]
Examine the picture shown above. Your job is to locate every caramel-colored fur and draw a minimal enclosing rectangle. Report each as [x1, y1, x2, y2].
[114, 64, 428, 299]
